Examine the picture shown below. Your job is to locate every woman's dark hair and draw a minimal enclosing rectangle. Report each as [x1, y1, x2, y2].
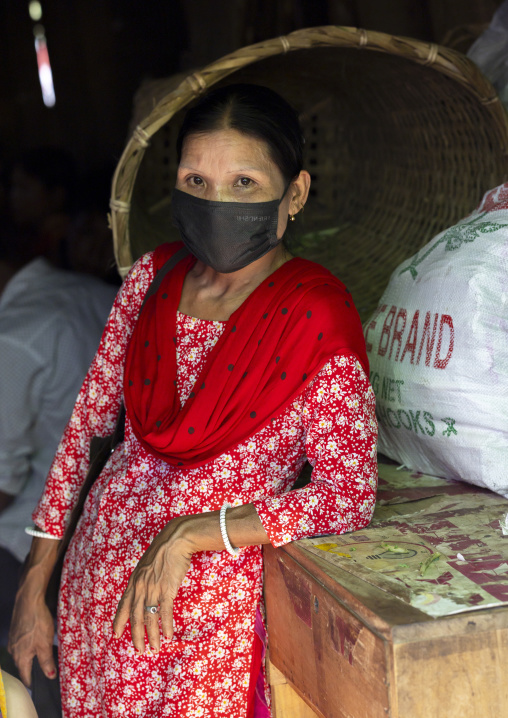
[176, 84, 304, 183]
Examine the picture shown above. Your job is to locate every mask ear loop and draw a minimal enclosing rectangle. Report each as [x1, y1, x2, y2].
[278, 180, 293, 206]
[279, 179, 297, 224]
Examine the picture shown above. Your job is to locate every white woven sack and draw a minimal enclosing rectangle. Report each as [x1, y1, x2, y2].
[365, 183, 508, 496]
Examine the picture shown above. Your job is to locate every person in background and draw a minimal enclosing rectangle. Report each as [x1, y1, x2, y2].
[0, 240, 22, 299]
[66, 166, 121, 286]
[0, 157, 19, 295]
[9, 147, 77, 270]
[0, 216, 117, 714]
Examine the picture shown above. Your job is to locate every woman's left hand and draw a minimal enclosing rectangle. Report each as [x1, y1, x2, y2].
[113, 517, 193, 654]
[113, 504, 269, 653]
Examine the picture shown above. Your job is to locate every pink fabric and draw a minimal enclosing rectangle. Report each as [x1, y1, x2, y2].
[254, 608, 270, 718]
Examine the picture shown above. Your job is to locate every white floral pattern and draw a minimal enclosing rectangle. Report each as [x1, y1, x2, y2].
[33, 252, 378, 718]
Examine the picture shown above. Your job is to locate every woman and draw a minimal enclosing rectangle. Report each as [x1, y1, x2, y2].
[10, 84, 377, 717]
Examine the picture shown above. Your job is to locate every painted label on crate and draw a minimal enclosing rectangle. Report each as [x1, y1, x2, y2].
[330, 614, 360, 666]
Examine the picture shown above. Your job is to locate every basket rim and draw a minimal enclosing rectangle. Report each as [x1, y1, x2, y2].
[110, 24, 505, 275]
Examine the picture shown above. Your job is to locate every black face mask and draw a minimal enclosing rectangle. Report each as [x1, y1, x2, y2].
[171, 185, 289, 273]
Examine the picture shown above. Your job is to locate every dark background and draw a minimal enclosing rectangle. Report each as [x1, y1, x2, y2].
[1, 0, 503, 174]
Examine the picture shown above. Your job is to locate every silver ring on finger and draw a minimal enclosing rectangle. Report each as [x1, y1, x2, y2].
[144, 605, 159, 615]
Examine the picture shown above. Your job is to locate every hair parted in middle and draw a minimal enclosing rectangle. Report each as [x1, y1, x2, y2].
[176, 84, 305, 184]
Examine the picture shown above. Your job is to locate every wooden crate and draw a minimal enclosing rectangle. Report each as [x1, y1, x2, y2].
[264, 468, 508, 718]
[265, 542, 508, 718]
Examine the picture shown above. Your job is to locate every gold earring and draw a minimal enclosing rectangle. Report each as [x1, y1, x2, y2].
[289, 214, 296, 222]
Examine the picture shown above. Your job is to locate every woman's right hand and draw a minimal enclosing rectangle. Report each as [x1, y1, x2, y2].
[7, 536, 61, 687]
[8, 586, 57, 687]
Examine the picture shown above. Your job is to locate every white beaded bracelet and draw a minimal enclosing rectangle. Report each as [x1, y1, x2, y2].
[219, 503, 240, 557]
[25, 526, 61, 540]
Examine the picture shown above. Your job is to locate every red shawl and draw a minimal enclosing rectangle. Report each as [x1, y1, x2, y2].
[124, 242, 368, 469]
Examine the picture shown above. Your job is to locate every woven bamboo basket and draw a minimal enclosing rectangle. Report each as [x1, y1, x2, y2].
[111, 26, 508, 321]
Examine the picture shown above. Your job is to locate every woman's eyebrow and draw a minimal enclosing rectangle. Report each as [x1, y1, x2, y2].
[179, 165, 270, 176]
[227, 168, 266, 173]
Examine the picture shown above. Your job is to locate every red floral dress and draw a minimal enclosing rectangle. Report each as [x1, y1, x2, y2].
[33, 252, 378, 718]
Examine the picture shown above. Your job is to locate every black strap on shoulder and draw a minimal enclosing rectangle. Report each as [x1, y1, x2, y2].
[140, 245, 190, 313]
[116, 245, 190, 439]
[111, 403, 126, 447]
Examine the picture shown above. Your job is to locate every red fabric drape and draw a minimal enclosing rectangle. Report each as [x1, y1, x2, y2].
[124, 242, 368, 468]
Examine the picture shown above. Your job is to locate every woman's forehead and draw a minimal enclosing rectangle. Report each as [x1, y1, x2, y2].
[180, 129, 276, 172]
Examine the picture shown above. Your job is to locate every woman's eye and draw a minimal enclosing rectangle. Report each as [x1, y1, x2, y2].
[189, 176, 204, 186]
[237, 177, 254, 187]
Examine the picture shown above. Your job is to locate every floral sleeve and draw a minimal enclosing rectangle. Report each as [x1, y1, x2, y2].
[253, 354, 378, 547]
[32, 253, 156, 537]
